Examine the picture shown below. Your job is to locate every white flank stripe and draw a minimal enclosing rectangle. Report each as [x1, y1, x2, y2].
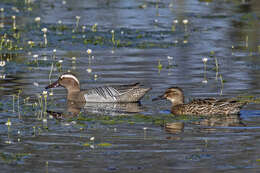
[61, 74, 80, 84]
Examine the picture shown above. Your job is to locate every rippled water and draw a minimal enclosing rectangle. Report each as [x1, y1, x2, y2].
[1, 0, 260, 172]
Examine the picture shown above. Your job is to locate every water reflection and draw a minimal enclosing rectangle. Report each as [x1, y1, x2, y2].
[83, 102, 144, 114]
[2, 0, 260, 172]
[164, 122, 184, 134]
[194, 114, 245, 127]
[47, 101, 144, 119]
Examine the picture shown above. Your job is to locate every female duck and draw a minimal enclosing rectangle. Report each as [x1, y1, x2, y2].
[153, 87, 246, 116]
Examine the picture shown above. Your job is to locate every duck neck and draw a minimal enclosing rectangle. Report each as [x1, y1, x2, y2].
[171, 96, 184, 106]
[66, 86, 80, 100]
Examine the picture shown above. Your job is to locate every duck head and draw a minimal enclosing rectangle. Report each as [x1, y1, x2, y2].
[153, 87, 184, 105]
[45, 73, 80, 91]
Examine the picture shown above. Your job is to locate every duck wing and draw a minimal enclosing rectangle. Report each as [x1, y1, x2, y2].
[213, 98, 246, 107]
[109, 82, 141, 95]
[189, 98, 217, 105]
[190, 98, 242, 106]
[181, 98, 245, 116]
[83, 83, 141, 102]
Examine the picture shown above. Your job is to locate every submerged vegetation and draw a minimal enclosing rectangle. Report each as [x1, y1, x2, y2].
[1, 0, 260, 171]
[0, 0, 259, 136]
[74, 113, 197, 126]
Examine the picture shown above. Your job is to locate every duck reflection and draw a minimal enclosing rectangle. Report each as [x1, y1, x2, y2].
[164, 122, 184, 134]
[193, 114, 246, 127]
[47, 101, 144, 119]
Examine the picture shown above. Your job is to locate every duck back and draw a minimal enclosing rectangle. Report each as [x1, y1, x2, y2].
[171, 98, 246, 116]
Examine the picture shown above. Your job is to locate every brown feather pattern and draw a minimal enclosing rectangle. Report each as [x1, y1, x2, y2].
[160, 87, 246, 116]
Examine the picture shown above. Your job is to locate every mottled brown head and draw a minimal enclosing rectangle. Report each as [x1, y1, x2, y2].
[153, 87, 184, 105]
[45, 73, 80, 91]
[164, 87, 184, 105]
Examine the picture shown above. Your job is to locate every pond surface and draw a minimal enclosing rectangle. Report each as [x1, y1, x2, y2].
[1, 0, 260, 172]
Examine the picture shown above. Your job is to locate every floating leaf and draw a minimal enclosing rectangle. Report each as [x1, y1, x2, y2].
[83, 143, 90, 147]
[97, 143, 112, 147]
[158, 60, 163, 70]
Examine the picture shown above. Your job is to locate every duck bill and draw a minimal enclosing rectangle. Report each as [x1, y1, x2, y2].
[152, 95, 165, 101]
[46, 110, 63, 120]
[45, 80, 60, 89]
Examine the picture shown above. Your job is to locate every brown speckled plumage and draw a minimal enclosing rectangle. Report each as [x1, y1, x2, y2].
[154, 87, 246, 116]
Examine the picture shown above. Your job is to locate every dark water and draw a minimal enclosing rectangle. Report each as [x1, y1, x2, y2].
[1, 0, 260, 172]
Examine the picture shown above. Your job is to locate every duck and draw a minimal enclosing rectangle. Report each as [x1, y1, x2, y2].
[153, 87, 246, 116]
[45, 73, 151, 103]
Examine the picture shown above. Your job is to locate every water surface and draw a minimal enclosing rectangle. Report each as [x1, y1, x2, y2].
[1, 0, 260, 172]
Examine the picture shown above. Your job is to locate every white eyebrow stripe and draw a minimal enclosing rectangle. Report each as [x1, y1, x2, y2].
[61, 74, 80, 84]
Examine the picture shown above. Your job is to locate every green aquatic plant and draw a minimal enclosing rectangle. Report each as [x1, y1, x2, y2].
[42, 114, 48, 129]
[17, 89, 22, 119]
[214, 57, 219, 80]
[198, 0, 213, 2]
[0, 35, 5, 50]
[82, 25, 86, 33]
[87, 48, 92, 55]
[74, 16, 80, 32]
[91, 23, 98, 32]
[0, 34, 21, 51]
[236, 95, 260, 104]
[97, 143, 112, 147]
[157, 59, 163, 73]
[155, 0, 159, 16]
[83, 142, 90, 147]
[202, 57, 208, 84]
[111, 30, 115, 46]
[0, 152, 31, 164]
[37, 94, 43, 117]
[139, 3, 147, 9]
[12, 16, 16, 30]
[110, 30, 120, 47]
[34, 17, 41, 27]
[42, 91, 48, 112]
[5, 118, 11, 126]
[0, 8, 4, 29]
[52, 49, 56, 59]
[83, 36, 105, 46]
[12, 95, 15, 112]
[27, 40, 35, 48]
[57, 20, 68, 32]
[171, 19, 178, 32]
[245, 35, 248, 48]
[41, 28, 48, 46]
[182, 19, 189, 32]
[100, 119, 122, 125]
[166, 56, 175, 69]
[56, 61, 62, 72]
[72, 112, 194, 127]
[86, 48, 93, 73]
[32, 126, 36, 136]
[219, 74, 224, 95]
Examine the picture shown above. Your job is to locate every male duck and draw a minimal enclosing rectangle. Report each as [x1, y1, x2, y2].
[153, 87, 246, 116]
[45, 73, 151, 103]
